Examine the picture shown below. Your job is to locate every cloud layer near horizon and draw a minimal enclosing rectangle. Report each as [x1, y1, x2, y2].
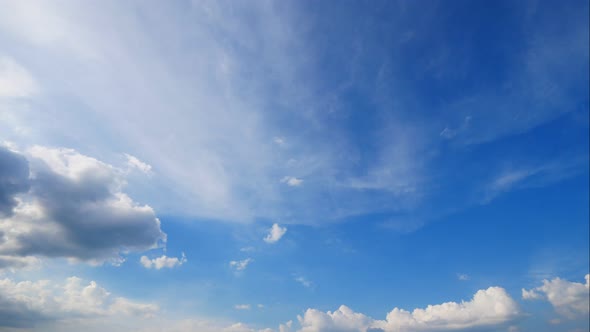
[0, 275, 525, 332]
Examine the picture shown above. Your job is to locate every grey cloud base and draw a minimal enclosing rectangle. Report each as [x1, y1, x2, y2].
[0, 146, 29, 217]
[0, 145, 166, 266]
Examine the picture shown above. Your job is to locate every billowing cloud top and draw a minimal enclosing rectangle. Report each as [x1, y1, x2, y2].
[0, 145, 166, 266]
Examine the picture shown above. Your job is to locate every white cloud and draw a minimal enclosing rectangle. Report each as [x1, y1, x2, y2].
[0, 255, 40, 272]
[295, 276, 312, 289]
[140, 253, 186, 270]
[264, 223, 287, 244]
[298, 305, 373, 332]
[279, 320, 293, 332]
[0, 56, 37, 98]
[296, 286, 520, 332]
[373, 287, 520, 331]
[522, 274, 589, 318]
[457, 273, 470, 281]
[0, 145, 166, 267]
[0, 0, 586, 227]
[229, 258, 253, 272]
[521, 288, 543, 300]
[484, 160, 586, 203]
[125, 153, 153, 175]
[281, 176, 303, 187]
[0, 276, 157, 328]
[234, 304, 251, 310]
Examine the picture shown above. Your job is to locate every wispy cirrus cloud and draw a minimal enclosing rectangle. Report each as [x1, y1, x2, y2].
[0, 0, 586, 229]
[229, 258, 253, 272]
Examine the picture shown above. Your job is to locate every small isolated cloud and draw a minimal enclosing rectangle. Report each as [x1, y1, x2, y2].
[140, 253, 186, 270]
[440, 116, 472, 140]
[234, 304, 251, 310]
[295, 276, 312, 288]
[264, 223, 287, 244]
[439, 127, 456, 139]
[229, 258, 253, 272]
[125, 153, 153, 175]
[257, 304, 265, 309]
[522, 274, 589, 318]
[273, 137, 286, 146]
[281, 176, 303, 187]
[240, 246, 255, 253]
[457, 273, 470, 281]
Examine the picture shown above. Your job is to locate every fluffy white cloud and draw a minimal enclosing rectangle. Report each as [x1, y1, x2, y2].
[0, 276, 157, 328]
[0, 145, 166, 267]
[373, 287, 520, 331]
[298, 305, 373, 332]
[229, 258, 253, 272]
[234, 304, 251, 310]
[264, 223, 287, 244]
[296, 287, 520, 332]
[279, 320, 294, 332]
[522, 274, 589, 318]
[140, 253, 186, 270]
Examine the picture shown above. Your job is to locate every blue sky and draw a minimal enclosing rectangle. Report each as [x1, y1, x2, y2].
[0, 0, 588, 331]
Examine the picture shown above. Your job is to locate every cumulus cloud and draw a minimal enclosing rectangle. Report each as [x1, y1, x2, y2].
[264, 223, 287, 244]
[229, 258, 253, 272]
[373, 287, 520, 331]
[0, 276, 157, 328]
[279, 320, 294, 332]
[0, 146, 30, 216]
[298, 305, 373, 332]
[0, 255, 39, 272]
[522, 274, 589, 318]
[0, 145, 166, 267]
[297, 287, 520, 332]
[234, 304, 251, 310]
[140, 253, 186, 270]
